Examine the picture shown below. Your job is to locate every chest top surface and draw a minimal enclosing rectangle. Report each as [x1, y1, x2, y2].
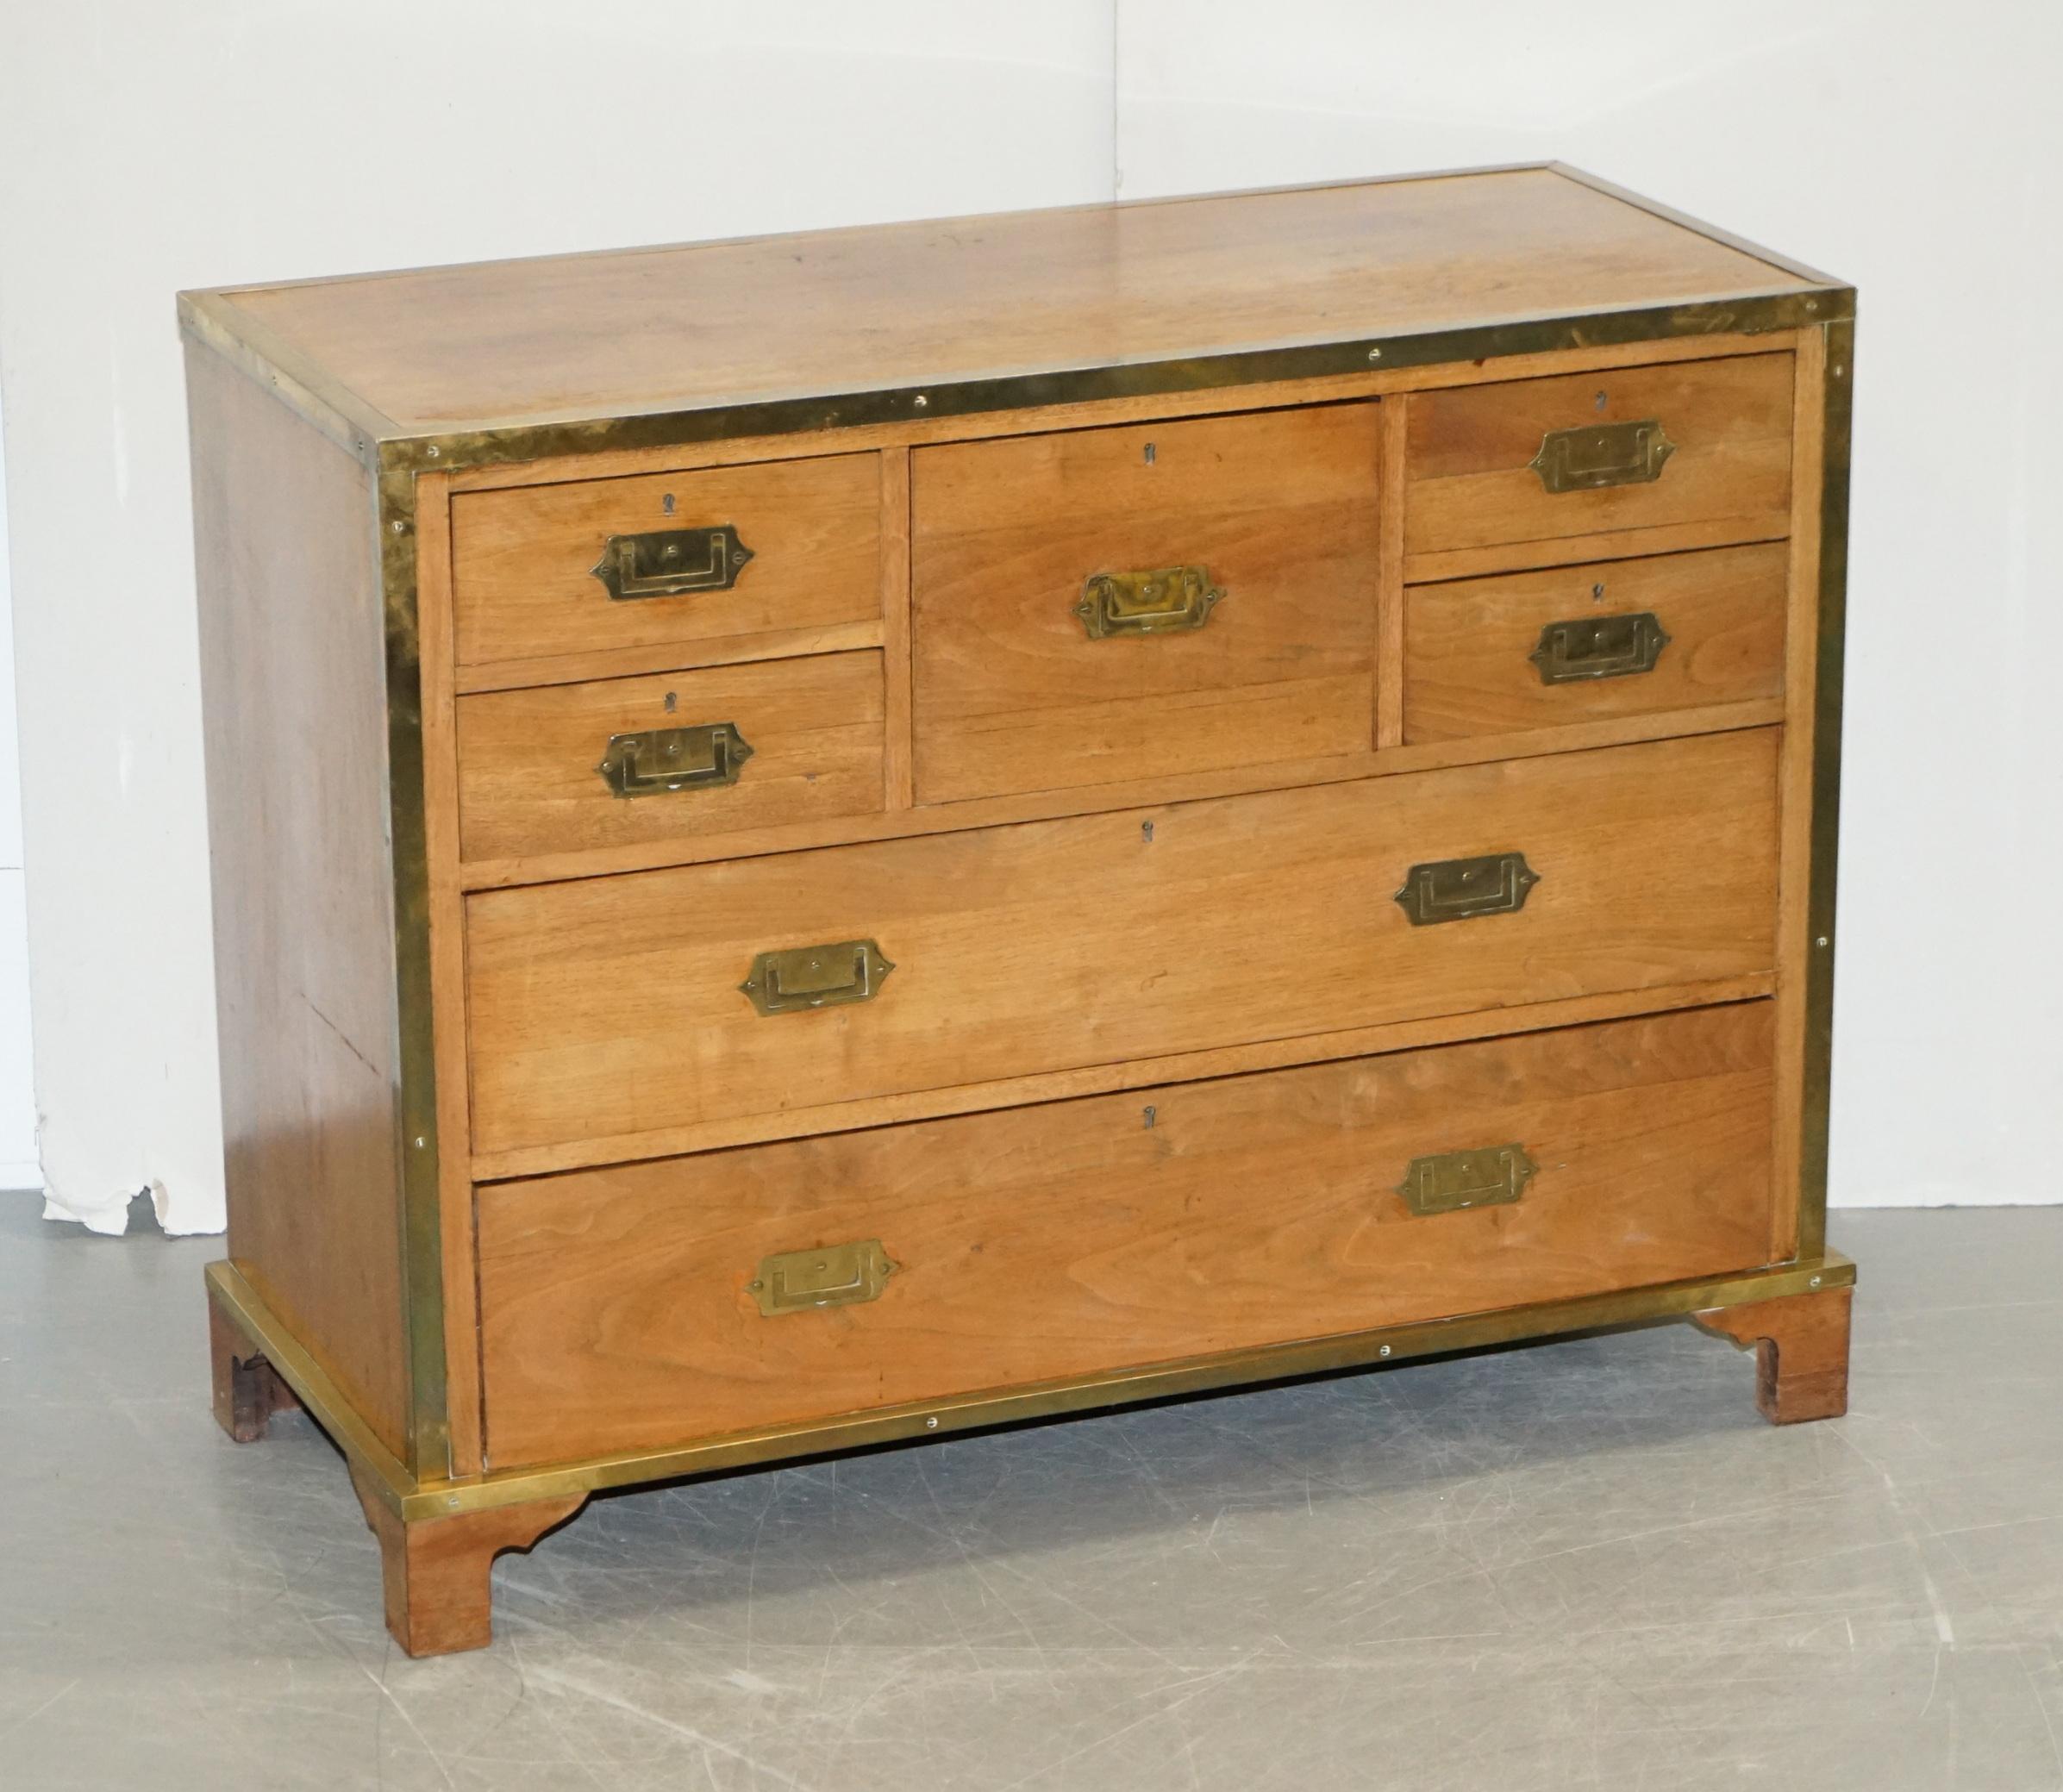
[181, 165, 1832, 439]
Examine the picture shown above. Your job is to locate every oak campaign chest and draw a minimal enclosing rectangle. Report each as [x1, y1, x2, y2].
[185, 165, 1854, 1658]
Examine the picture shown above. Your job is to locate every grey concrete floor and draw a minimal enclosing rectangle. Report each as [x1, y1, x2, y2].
[3, 1196, 2060, 1791]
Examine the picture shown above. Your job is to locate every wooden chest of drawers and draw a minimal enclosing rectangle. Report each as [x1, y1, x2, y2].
[184, 164, 1855, 1658]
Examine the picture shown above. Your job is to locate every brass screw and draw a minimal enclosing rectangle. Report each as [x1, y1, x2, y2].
[913, 394, 929, 409]
[1378, 1345, 1391, 1358]
[426, 444, 440, 458]
[1366, 347, 1382, 362]
[925, 1417, 939, 1430]
[1810, 1275, 1822, 1289]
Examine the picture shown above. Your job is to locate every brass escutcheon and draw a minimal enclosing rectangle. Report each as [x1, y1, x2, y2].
[740, 939, 895, 1016]
[1392, 852, 1540, 926]
[1528, 418, 1676, 493]
[1397, 1145, 1537, 1217]
[747, 1239, 897, 1316]
[1529, 611, 1671, 684]
[1073, 565, 1223, 639]
[591, 523, 754, 600]
[596, 722, 753, 796]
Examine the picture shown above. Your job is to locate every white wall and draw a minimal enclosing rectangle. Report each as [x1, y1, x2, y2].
[0, 1, 1118, 1233]
[1115, 0, 2063, 1210]
[0, 396, 40, 1187]
[2, 2, 2053, 1230]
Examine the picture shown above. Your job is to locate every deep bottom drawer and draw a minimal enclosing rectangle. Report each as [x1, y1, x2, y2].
[477, 1001, 1778, 1470]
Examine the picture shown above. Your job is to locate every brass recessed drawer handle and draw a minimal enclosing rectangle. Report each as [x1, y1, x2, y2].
[747, 1239, 897, 1316]
[1073, 565, 1224, 639]
[740, 939, 894, 1016]
[1397, 1145, 1537, 1217]
[596, 722, 753, 796]
[1528, 418, 1676, 493]
[1392, 851, 1540, 926]
[590, 523, 754, 600]
[1529, 611, 1671, 684]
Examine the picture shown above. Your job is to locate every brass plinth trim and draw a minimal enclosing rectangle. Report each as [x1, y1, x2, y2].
[207, 1251, 1856, 1525]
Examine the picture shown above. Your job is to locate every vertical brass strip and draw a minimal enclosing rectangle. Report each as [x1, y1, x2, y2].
[377, 451, 450, 1478]
[1796, 318, 1854, 1261]
[413, 470, 484, 1476]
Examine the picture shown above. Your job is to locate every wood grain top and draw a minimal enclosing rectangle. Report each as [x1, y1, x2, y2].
[185, 167, 1826, 438]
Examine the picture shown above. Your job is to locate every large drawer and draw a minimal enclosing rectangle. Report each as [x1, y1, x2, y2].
[454, 650, 885, 863]
[465, 727, 1780, 1160]
[476, 1002, 1779, 1468]
[910, 404, 1379, 804]
[1404, 353, 1793, 562]
[450, 453, 880, 671]
[1403, 541, 1788, 743]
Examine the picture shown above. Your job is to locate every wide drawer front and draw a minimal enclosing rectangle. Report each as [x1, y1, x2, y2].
[1404, 353, 1793, 560]
[910, 404, 1379, 804]
[465, 727, 1779, 1161]
[450, 453, 880, 671]
[454, 650, 885, 863]
[1403, 540, 1788, 743]
[476, 1002, 1779, 1469]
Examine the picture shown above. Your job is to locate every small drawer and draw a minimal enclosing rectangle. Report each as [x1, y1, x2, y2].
[910, 404, 1379, 804]
[1404, 353, 1793, 565]
[465, 727, 1779, 1162]
[1403, 541, 1788, 743]
[450, 453, 880, 671]
[476, 1002, 1778, 1468]
[453, 650, 884, 864]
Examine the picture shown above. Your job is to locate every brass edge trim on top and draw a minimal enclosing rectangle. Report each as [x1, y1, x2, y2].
[372, 291, 1849, 476]
[375, 450, 450, 1478]
[1797, 317, 1854, 1260]
[205, 1260, 415, 1517]
[1546, 165, 1849, 291]
[176, 290, 395, 468]
[206, 1252, 1856, 1523]
[184, 289, 1848, 483]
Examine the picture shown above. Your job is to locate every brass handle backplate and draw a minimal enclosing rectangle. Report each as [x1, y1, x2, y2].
[1528, 419, 1675, 494]
[597, 722, 753, 796]
[1393, 851, 1540, 926]
[1073, 565, 1223, 639]
[747, 1238, 897, 1315]
[1397, 1145, 1537, 1217]
[591, 524, 754, 600]
[740, 939, 894, 1016]
[1529, 611, 1671, 684]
